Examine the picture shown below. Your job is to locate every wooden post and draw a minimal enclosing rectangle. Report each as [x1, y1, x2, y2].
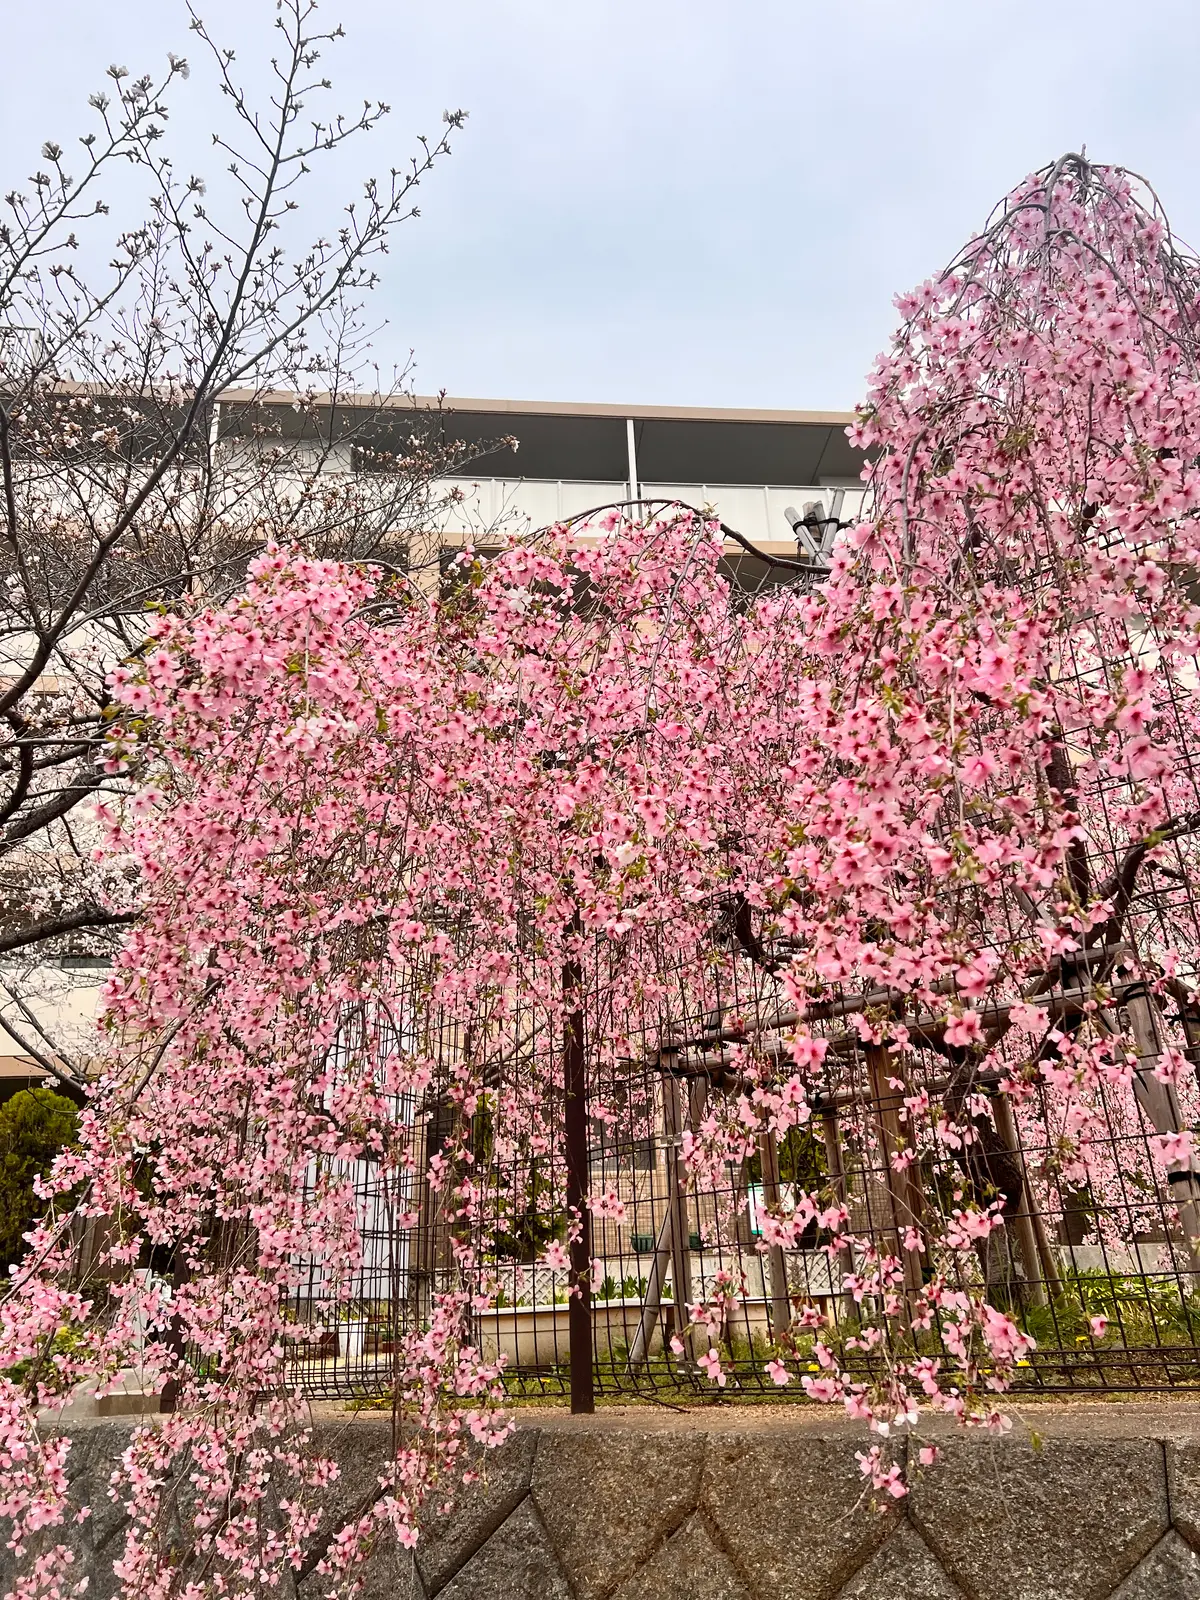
[661, 1073, 694, 1354]
[688, 1072, 710, 1252]
[990, 1092, 1051, 1309]
[820, 1107, 857, 1324]
[417, 1101, 455, 1318]
[158, 1254, 191, 1414]
[1029, 1203, 1065, 1301]
[864, 1044, 925, 1312]
[627, 1207, 672, 1370]
[688, 1074, 709, 1129]
[687, 1072, 731, 1345]
[1121, 984, 1200, 1278]
[563, 928, 594, 1413]
[757, 1129, 792, 1340]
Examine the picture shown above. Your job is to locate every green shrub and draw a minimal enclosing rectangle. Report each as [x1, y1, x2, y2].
[0, 1088, 79, 1271]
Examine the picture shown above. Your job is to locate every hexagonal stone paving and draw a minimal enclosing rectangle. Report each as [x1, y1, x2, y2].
[418, 1430, 537, 1594]
[1110, 1530, 1200, 1599]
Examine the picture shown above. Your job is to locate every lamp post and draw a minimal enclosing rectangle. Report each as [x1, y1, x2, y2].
[783, 488, 847, 564]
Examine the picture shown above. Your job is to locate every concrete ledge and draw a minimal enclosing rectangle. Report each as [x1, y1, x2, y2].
[7, 1401, 1200, 1598]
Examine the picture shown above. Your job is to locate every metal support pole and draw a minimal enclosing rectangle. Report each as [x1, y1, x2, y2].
[990, 1092, 1050, 1309]
[662, 1073, 694, 1353]
[757, 1129, 791, 1339]
[563, 928, 594, 1413]
[819, 1108, 857, 1324]
[626, 417, 640, 510]
[627, 1207, 672, 1370]
[1122, 984, 1200, 1278]
[864, 1044, 925, 1314]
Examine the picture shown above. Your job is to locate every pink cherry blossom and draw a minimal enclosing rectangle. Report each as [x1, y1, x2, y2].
[6, 153, 1200, 1589]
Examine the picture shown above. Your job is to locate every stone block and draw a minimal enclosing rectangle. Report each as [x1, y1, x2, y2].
[1110, 1531, 1200, 1599]
[301, 1542, 428, 1600]
[611, 1513, 752, 1600]
[532, 1425, 705, 1600]
[1167, 1441, 1200, 1550]
[438, 1496, 571, 1600]
[702, 1430, 898, 1600]
[39, 1368, 160, 1424]
[295, 1416, 393, 1569]
[81, 1423, 140, 1556]
[909, 1434, 1168, 1600]
[417, 1429, 536, 1595]
[0, 1427, 96, 1598]
[837, 1523, 966, 1599]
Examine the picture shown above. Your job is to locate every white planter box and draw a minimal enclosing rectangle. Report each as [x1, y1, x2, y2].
[336, 1318, 368, 1361]
[474, 1295, 790, 1367]
[475, 1298, 659, 1368]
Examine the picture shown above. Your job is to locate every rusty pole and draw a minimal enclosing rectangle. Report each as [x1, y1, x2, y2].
[864, 1043, 925, 1315]
[662, 1072, 695, 1356]
[757, 1129, 792, 1339]
[563, 921, 594, 1413]
[819, 1107, 858, 1324]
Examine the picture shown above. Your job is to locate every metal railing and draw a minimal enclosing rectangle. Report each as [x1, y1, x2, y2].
[283, 959, 1200, 1404]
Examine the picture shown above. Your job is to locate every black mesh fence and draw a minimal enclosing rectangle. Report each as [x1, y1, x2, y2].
[282, 950, 1200, 1403]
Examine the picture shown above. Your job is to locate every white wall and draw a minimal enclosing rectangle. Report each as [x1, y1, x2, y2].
[430, 476, 867, 548]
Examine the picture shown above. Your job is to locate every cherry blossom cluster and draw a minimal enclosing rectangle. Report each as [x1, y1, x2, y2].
[4, 155, 1200, 1588]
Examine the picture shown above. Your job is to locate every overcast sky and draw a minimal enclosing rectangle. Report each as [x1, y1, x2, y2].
[4, 0, 1200, 411]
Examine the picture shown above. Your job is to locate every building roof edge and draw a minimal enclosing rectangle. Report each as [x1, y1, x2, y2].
[216, 390, 857, 428]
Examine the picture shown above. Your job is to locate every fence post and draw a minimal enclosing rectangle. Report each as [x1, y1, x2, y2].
[563, 922, 594, 1413]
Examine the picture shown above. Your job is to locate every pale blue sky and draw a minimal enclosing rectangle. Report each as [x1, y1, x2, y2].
[4, 0, 1200, 410]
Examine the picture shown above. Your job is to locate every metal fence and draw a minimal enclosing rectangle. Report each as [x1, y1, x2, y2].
[281, 945, 1200, 1405]
[281, 550, 1200, 1410]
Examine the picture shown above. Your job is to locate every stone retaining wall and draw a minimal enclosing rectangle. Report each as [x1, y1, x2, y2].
[9, 1403, 1200, 1598]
